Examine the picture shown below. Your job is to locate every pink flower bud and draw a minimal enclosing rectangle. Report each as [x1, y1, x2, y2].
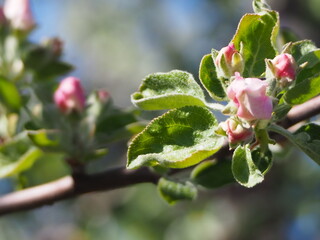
[4, 0, 35, 31]
[267, 53, 297, 87]
[54, 77, 86, 114]
[227, 73, 273, 121]
[214, 43, 244, 79]
[43, 37, 63, 57]
[0, 8, 6, 26]
[220, 117, 253, 145]
[97, 90, 110, 103]
[271, 54, 296, 79]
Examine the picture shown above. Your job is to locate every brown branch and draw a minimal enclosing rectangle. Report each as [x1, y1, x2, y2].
[1, 96, 320, 216]
[0, 167, 159, 216]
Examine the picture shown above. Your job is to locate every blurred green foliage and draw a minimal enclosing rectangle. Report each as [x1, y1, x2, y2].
[1, 0, 320, 239]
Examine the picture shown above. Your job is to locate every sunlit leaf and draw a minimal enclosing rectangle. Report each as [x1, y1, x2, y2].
[199, 54, 226, 101]
[131, 70, 206, 110]
[232, 145, 264, 188]
[232, 11, 279, 77]
[27, 129, 62, 152]
[0, 77, 21, 112]
[127, 106, 224, 169]
[0, 133, 43, 178]
[283, 75, 320, 105]
[268, 123, 320, 165]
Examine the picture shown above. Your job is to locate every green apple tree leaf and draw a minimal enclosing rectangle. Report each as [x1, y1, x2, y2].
[127, 106, 224, 169]
[131, 70, 206, 110]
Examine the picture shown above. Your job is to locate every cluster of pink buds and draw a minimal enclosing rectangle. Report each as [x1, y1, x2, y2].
[214, 43, 244, 79]
[216, 42, 297, 147]
[54, 77, 86, 115]
[3, 0, 35, 31]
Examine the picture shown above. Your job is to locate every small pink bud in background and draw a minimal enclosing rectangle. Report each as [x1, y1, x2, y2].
[97, 90, 110, 103]
[43, 37, 63, 57]
[214, 43, 244, 79]
[227, 73, 273, 121]
[0, 8, 6, 26]
[220, 117, 253, 145]
[54, 77, 86, 114]
[4, 0, 35, 31]
[266, 53, 296, 87]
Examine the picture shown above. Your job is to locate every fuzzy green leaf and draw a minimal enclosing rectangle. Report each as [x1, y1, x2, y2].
[291, 40, 317, 61]
[251, 147, 273, 174]
[0, 77, 21, 112]
[232, 11, 279, 77]
[127, 106, 224, 169]
[284, 75, 320, 105]
[131, 70, 206, 110]
[199, 54, 226, 101]
[268, 124, 320, 165]
[158, 178, 197, 205]
[27, 130, 62, 152]
[0, 133, 43, 178]
[191, 159, 234, 189]
[232, 145, 264, 188]
[36, 61, 73, 79]
[252, 0, 271, 13]
[296, 49, 320, 84]
[293, 124, 320, 165]
[272, 103, 291, 121]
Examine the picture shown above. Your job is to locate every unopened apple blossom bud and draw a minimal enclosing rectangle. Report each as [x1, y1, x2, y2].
[227, 72, 273, 121]
[4, 0, 35, 31]
[97, 90, 110, 103]
[0, 8, 6, 26]
[43, 37, 63, 57]
[219, 117, 253, 147]
[266, 53, 297, 87]
[54, 77, 86, 114]
[214, 43, 244, 79]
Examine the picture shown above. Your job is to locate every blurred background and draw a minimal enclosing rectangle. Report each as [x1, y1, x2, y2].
[1, 0, 320, 239]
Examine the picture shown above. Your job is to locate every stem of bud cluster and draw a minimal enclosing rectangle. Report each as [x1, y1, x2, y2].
[253, 128, 270, 155]
[65, 114, 86, 174]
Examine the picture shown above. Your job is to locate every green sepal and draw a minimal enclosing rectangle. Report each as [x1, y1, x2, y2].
[127, 106, 224, 169]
